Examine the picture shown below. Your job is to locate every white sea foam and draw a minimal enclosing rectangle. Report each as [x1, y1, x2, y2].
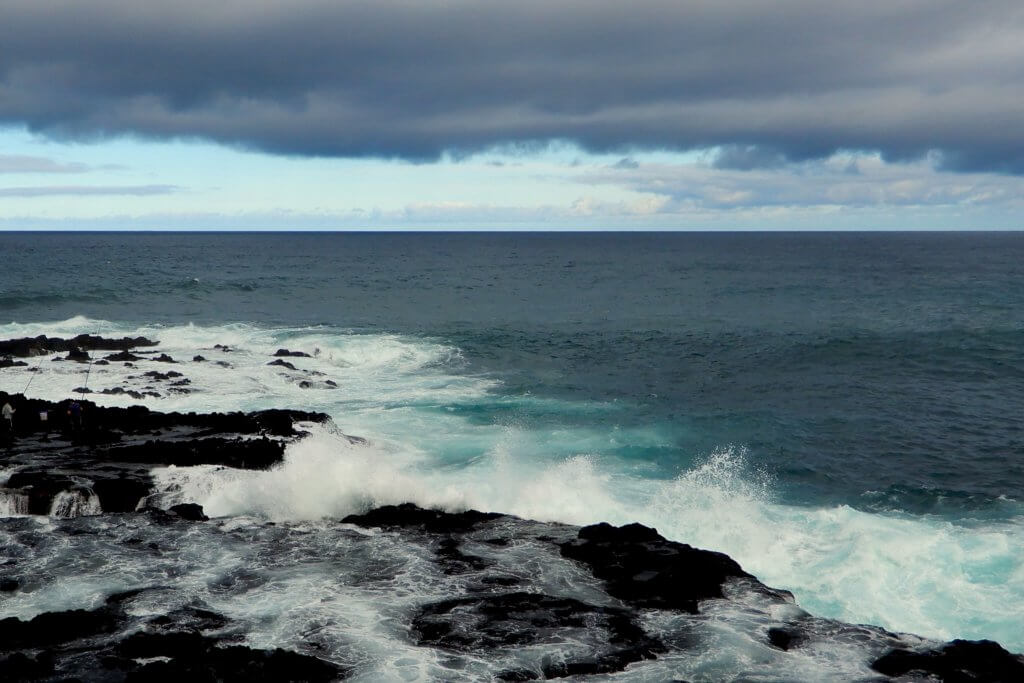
[4, 318, 1023, 653]
[49, 488, 102, 519]
[148, 427, 1024, 651]
[0, 490, 30, 516]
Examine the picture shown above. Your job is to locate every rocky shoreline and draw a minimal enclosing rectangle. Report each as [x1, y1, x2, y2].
[2, 338, 1023, 681]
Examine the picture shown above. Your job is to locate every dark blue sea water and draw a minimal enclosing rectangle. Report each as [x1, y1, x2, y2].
[2, 231, 1023, 655]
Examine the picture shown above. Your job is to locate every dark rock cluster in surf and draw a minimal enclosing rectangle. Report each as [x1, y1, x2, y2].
[0, 390, 327, 515]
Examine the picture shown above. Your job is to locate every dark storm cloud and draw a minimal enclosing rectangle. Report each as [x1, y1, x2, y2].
[2, 1, 1023, 171]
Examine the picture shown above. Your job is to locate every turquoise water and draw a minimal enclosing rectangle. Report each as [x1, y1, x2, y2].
[1, 231, 1023, 650]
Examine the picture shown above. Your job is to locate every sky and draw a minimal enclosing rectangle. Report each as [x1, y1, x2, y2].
[1, 0, 1023, 230]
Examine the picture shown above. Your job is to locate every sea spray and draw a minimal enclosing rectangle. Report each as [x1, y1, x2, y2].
[149, 430, 1024, 651]
[49, 488, 102, 518]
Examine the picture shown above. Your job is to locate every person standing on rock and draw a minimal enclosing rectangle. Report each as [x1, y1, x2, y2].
[2, 401, 14, 433]
[68, 401, 82, 432]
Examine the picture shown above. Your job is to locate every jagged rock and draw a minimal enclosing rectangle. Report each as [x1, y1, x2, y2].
[0, 392, 330, 515]
[108, 437, 285, 469]
[72, 386, 93, 394]
[872, 639, 1024, 682]
[193, 355, 206, 362]
[0, 334, 157, 358]
[0, 578, 19, 592]
[4, 472, 82, 515]
[65, 348, 90, 361]
[768, 627, 801, 651]
[412, 592, 665, 675]
[143, 370, 184, 380]
[91, 477, 153, 513]
[268, 359, 297, 370]
[559, 522, 752, 613]
[0, 607, 121, 649]
[0, 357, 28, 368]
[154, 353, 176, 363]
[436, 537, 493, 574]
[343, 503, 503, 533]
[106, 351, 142, 362]
[274, 348, 312, 358]
[169, 503, 209, 521]
[0, 652, 55, 680]
[0, 599, 343, 683]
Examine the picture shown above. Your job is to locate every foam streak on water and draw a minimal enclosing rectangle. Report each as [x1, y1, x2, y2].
[2, 318, 1023, 654]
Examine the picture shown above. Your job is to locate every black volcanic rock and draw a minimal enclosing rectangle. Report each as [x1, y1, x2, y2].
[92, 477, 154, 513]
[142, 370, 184, 380]
[559, 522, 752, 613]
[436, 536, 493, 574]
[106, 350, 142, 362]
[169, 503, 209, 521]
[0, 391, 331, 516]
[413, 591, 666, 676]
[0, 607, 121, 650]
[0, 598, 343, 683]
[0, 334, 158, 358]
[106, 437, 285, 469]
[0, 391, 328, 439]
[65, 348, 90, 361]
[268, 358, 298, 370]
[274, 348, 312, 358]
[0, 652, 55, 681]
[872, 639, 1024, 682]
[767, 626, 802, 651]
[0, 357, 28, 368]
[4, 471, 85, 515]
[343, 503, 503, 533]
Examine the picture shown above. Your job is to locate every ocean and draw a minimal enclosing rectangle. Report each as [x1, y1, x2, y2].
[1, 231, 1023, 678]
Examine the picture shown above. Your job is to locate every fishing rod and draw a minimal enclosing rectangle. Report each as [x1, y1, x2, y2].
[20, 352, 46, 396]
[79, 355, 94, 400]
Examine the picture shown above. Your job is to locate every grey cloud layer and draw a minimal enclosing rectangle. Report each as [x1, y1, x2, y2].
[2, 1, 1022, 170]
[0, 184, 177, 197]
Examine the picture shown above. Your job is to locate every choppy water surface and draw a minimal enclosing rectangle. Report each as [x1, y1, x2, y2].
[2, 231, 1023, 667]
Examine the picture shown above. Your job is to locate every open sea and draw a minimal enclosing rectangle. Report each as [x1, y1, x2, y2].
[2, 231, 1023, 678]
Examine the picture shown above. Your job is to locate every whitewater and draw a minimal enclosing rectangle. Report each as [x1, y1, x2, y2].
[3, 315, 1020, 656]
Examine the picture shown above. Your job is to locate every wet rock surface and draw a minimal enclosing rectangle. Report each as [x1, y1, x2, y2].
[0, 592, 344, 682]
[2, 494, 1022, 680]
[871, 639, 1024, 682]
[0, 335, 158, 358]
[559, 520, 754, 613]
[274, 348, 312, 358]
[413, 592, 667, 677]
[0, 390, 328, 515]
